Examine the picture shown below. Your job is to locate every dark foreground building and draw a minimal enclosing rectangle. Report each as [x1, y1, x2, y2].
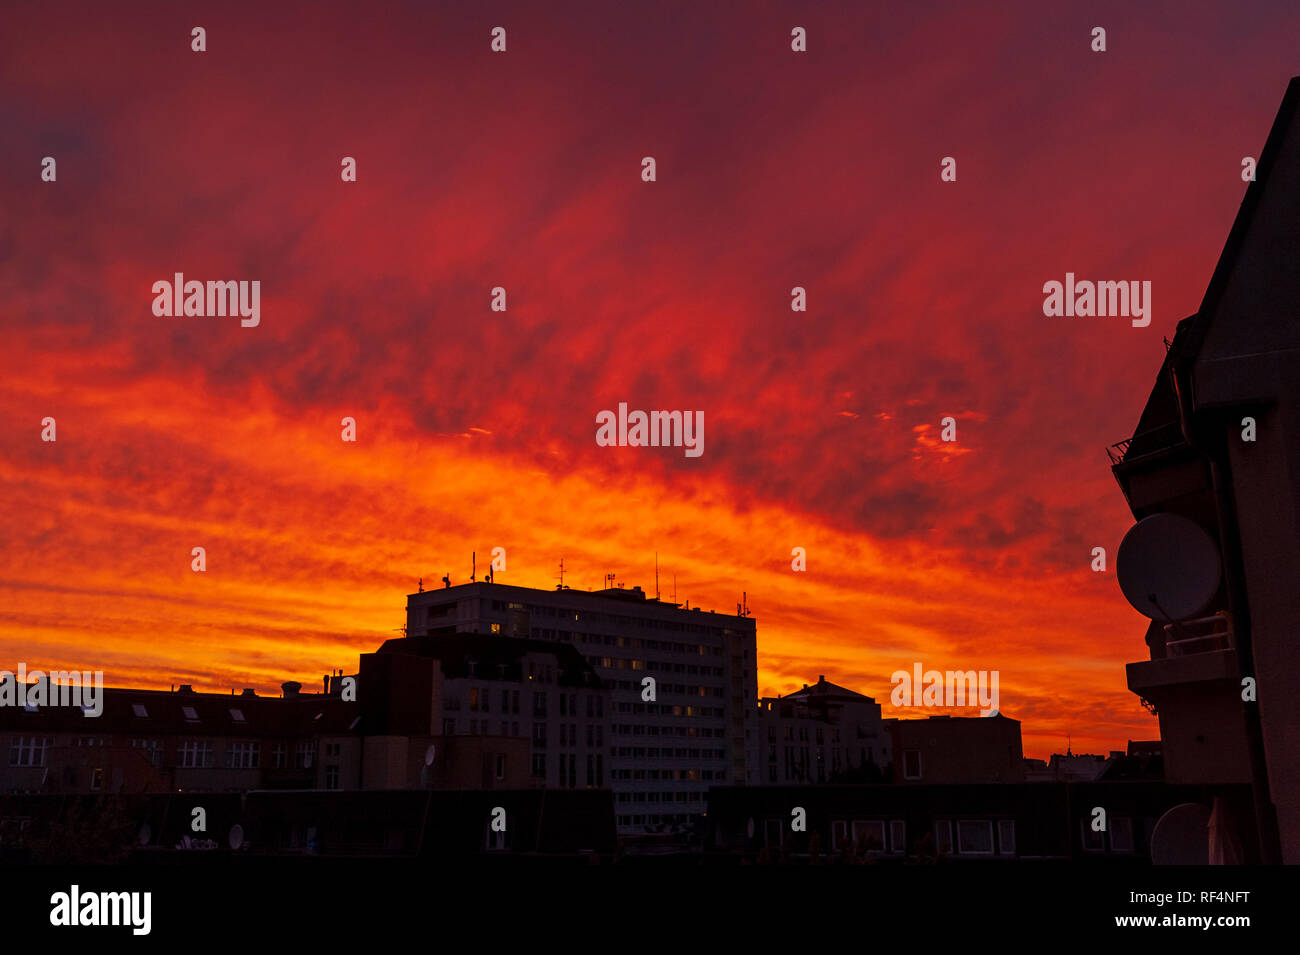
[0, 788, 616, 864]
[705, 780, 1257, 863]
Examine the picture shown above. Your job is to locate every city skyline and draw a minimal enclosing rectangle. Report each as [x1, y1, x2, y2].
[7, 0, 1300, 764]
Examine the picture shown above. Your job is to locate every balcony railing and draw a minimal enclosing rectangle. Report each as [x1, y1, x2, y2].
[1163, 614, 1233, 657]
[1107, 422, 1187, 466]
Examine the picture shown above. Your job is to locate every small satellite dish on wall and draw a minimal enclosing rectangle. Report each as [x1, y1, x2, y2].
[228, 824, 244, 850]
[425, 744, 437, 766]
[1150, 802, 1211, 865]
[138, 823, 152, 846]
[1117, 513, 1221, 621]
[746, 818, 755, 839]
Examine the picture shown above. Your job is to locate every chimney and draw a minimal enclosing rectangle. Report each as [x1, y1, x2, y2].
[177, 684, 193, 694]
[818, 675, 825, 683]
[323, 674, 329, 694]
[282, 681, 302, 698]
[241, 688, 255, 697]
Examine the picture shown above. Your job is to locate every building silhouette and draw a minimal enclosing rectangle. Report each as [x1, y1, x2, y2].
[1112, 76, 1300, 863]
[405, 580, 758, 834]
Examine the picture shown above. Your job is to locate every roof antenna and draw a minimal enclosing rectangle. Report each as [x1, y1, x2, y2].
[555, 557, 565, 590]
[471, 551, 476, 582]
[655, 552, 660, 601]
[442, 573, 451, 588]
[418, 577, 424, 593]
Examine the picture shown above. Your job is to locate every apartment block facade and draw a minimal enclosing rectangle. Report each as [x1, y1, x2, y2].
[405, 581, 759, 833]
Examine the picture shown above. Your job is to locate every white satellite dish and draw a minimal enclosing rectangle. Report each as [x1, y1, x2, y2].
[1150, 802, 1211, 865]
[228, 824, 244, 850]
[1117, 513, 1221, 621]
[425, 744, 437, 766]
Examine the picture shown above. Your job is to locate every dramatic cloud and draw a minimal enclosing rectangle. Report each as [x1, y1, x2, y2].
[4, 0, 1298, 757]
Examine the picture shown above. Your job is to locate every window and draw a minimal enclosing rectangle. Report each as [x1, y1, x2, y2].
[131, 704, 148, 718]
[903, 750, 922, 780]
[225, 742, 260, 769]
[89, 767, 104, 792]
[181, 706, 199, 722]
[495, 754, 506, 780]
[852, 820, 886, 853]
[998, 819, 1016, 855]
[326, 742, 340, 757]
[532, 723, 547, 747]
[442, 719, 455, 734]
[295, 743, 314, 769]
[229, 708, 246, 723]
[490, 623, 501, 633]
[273, 743, 286, 768]
[1110, 817, 1134, 853]
[935, 820, 953, 855]
[533, 693, 547, 717]
[1082, 819, 1105, 852]
[178, 741, 213, 768]
[831, 820, 849, 850]
[470, 687, 480, 711]
[957, 820, 994, 855]
[9, 737, 49, 767]
[131, 739, 161, 767]
[890, 820, 906, 854]
[325, 766, 339, 790]
[530, 753, 545, 777]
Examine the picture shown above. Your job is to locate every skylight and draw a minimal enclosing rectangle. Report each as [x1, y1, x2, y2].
[132, 704, 148, 718]
[182, 706, 199, 721]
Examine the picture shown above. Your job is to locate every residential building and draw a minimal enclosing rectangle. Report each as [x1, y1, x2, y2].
[1112, 76, 1300, 862]
[755, 675, 890, 783]
[405, 580, 758, 833]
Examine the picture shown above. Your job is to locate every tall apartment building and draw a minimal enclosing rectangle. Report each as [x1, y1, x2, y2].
[1112, 77, 1300, 863]
[406, 581, 759, 833]
[755, 675, 891, 783]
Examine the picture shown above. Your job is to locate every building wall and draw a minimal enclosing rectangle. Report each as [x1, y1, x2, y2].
[756, 693, 889, 783]
[1191, 100, 1300, 862]
[406, 582, 758, 833]
[888, 715, 1025, 785]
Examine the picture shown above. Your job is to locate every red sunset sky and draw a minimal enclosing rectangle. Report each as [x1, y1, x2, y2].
[2, 0, 1298, 759]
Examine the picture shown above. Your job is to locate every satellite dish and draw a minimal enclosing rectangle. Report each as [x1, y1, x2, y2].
[1117, 513, 1221, 621]
[746, 818, 755, 839]
[425, 744, 436, 766]
[1150, 802, 1211, 865]
[138, 823, 152, 846]
[228, 824, 244, 850]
